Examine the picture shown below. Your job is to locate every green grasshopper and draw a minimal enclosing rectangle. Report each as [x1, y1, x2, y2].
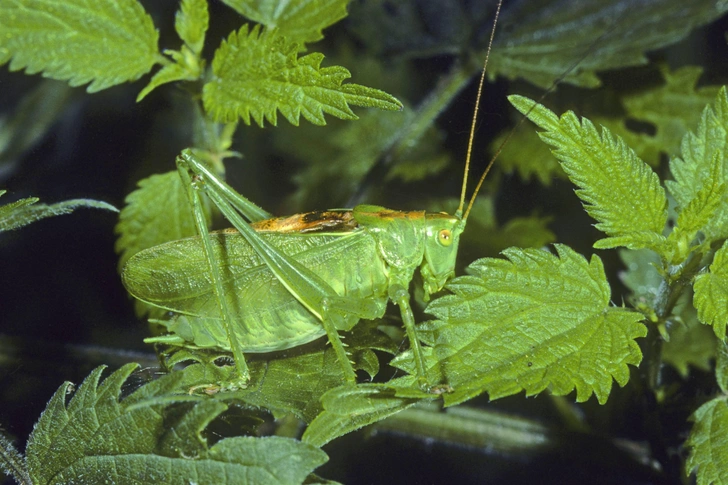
[122, 4, 505, 391]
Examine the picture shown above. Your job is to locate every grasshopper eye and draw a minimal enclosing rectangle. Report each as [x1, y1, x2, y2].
[438, 229, 453, 246]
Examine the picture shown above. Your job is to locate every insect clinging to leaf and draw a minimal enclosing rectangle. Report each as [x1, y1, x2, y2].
[121, 1, 506, 391]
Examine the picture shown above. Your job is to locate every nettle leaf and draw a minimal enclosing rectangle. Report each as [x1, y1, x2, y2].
[619, 249, 662, 306]
[663, 302, 717, 377]
[302, 384, 420, 447]
[0, 191, 117, 233]
[621, 65, 720, 166]
[423, 245, 647, 407]
[693, 240, 728, 338]
[510, 95, 668, 253]
[222, 0, 348, 45]
[202, 25, 402, 127]
[149, 319, 396, 422]
[490, 125, 563, 185]
[685, 396, 728, 485]
[668, 152, 726, 260]
[26, 364, 328, 485]
[489, 0, 728, 89]
[0, 0, 159, 92]
[667, 87, 728, 241]
[717, 340, 728, 394]
[176, 0, 209, 56]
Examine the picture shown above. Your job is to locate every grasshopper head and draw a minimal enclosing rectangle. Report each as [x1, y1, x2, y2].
[421, 213, 465, 301]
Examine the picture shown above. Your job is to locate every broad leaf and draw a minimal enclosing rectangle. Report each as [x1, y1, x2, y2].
[0, 0, 159, 92]
[221, 0, 348, 45]
[685, 396, 728, 485]
[489, 0, 728, 89]
[0, 191, 117, 233]
[203, 25, 402, 126]
[693, 240, 728, 338]
[26, 364, 328, 485]
[667, 87, 728, 241]
[422, 245, 646, 406]
[510, 95, 668, 253]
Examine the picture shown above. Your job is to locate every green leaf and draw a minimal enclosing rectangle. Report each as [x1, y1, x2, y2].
[0, 192, 117, 232]
[302, 384, 419, 447]
[685, 396, 728, 485]
[148, 318, 396, 422]
[202, 25, 402, 126]
[221, 0, 348, 45]
[620, 65, 720, 166]
[668, 152, 726, 261]
[663, 304, 717, 378]
[619, 249, 662, 306]
[115, 171, 210, 271]
[26, 364, 328, 485]
[667, 86, 728, 241]
[509, 95, 668, 252]
[489, 0, 728, 89]
[717, 341, 728, 394]
[176, 0, 209, 55]
[136, 54, 194, 102]
[422, 245, 646, 407]
[0, 0, 159, 92]
[490, 124, 563, 185]
[693, 240, 728, 338]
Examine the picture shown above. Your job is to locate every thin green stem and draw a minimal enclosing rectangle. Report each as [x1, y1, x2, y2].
[0, 431, 31, 485]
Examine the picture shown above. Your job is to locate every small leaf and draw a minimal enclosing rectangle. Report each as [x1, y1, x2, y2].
[667, 86, 728, 241]
[26, 364, 328, 485]
[0, 193, 117, 232]
[176, 0, 209, 55]
[0, 0, 160, 92]
[668, 151, 726, 261]
[693, 240, 728, 338]
[685, 396, 728, 485]
[509, 95, 668, 253]
[221, 0, 348, 45]
[302, 384, 419, 447]
[619, 249, 662, 306]
[136, 56, 192, 102]
[490, 125, 563, 185]
[662, 305, 717, 378]
[203, 25, 402, 126]
[423, 245, 646, 407]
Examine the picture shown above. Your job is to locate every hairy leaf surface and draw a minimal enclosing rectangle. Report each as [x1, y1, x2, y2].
[694, 241, 728, 338]
[422, 245, 646, 406]
[686, 396, 728, 485]
[203, 25, 402, 126]
[26, 364, 328, 485]
[0, 191, 117, 233]
[0, 0, 159, 92]
[510, 95, 668, 252]
[667, 87, 728, 241]
[222, 0, 348, 45]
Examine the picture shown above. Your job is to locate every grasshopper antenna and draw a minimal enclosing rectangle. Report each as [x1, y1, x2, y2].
[456, 0, 503, 219]
[461, 8, 625, 221]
